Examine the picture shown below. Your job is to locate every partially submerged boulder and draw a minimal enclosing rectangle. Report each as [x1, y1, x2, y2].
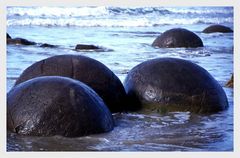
[7, 76, 114, 137]
[152, 28, 203, 48]
[203, 25, 233, 33]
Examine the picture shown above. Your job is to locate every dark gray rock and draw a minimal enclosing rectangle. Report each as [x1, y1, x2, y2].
[6, 33, 56, 47]
[7, 38, 36, 45]
[152, 28, 203, 48]
[40, 43, 57, 48]
[14, 55, 128, 113]
[7, 33, 11, 39]
[75, 44, 101, 50]
[7, 76, 114, 137]
[124, 57, 228, 114]
[203, 25, 233, 33]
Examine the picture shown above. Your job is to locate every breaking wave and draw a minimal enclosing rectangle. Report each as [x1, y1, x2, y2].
[7, 6, 233, 27]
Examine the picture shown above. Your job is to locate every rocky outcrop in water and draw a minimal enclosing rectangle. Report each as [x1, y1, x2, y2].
[6, 33, 108, 50]
[7, 76, 114, 137]
[7, 33, 57, 48]
[7, 37, 36, 45]
[203, 25, 233, 33]
[124, 57, 228, 114]
[14, 55, 128, 113]
[152, 28, 203, 48]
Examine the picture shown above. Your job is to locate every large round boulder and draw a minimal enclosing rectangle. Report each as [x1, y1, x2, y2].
[203, 24, 233, 33]
[7, 76, 114, 137]
[124, 58, 228, 114]
[14, 55, 127, 113]
[152, 28, 203, 48]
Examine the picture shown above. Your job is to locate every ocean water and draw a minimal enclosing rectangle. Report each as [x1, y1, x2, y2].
[6, 6, 233, 151]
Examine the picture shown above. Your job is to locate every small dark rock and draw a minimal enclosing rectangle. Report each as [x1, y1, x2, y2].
[225, 74, 233, 88]
[7, 33, 11, 39]
[75, 44, 101, 50]
[40, 43, 57, 48]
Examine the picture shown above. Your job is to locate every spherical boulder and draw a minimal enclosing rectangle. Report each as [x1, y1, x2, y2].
[152, 28, 203, 48]
[203, 24, 233, 33]
[14, 54, 127, 113]
[7, 76, 114, 137]
[124, 58, 228, 114]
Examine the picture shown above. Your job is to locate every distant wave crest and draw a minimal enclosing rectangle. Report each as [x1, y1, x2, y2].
[7, 6, 109, 18]
[7, 6, 233, 27]
[7, 17, 233, 27]
[7, 6, 233, 17]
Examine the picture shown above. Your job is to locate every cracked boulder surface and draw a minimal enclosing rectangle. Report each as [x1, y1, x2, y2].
[14, 55, 128, 113]
[7, 76, 114, 137]
[124, 57, 228, 114]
